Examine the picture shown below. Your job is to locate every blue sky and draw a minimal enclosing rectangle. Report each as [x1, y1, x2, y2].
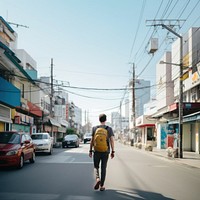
[1, 0, 200, 125]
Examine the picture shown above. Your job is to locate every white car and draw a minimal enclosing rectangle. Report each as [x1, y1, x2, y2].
[84, 133, 92, 144]
[31, 132, 53, 155]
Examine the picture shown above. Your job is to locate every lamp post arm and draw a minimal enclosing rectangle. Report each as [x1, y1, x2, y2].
[159, 24, 182, 39]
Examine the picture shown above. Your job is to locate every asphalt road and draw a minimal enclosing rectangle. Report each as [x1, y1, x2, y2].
[0, 142, 200, 200]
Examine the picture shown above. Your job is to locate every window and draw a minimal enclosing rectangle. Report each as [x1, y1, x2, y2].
[0, 132, 20, 144]
[21, 135, 26, 143]
[20, 83, 25, 98]
[25, 134, 31, 141]
[147, 128, 154, 141]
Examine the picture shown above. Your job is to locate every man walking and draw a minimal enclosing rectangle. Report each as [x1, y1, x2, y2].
[89, 114, 115, 191]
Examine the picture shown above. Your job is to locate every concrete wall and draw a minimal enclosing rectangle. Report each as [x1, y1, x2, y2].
[15, 49, 37, 70]
[156, 51, 174, 110]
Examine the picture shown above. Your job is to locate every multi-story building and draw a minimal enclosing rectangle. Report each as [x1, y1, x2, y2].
[67, 101, 82, 134]
[111, 112, 121, 131]
[152, 27, 200, 154]
[0, 16, 42, 134]
[129, 78, 151, 130]
[125, 99, 129, 119]
[111, 111, 129, 136]
[0, 16, 64, 141]
[74, 105, 82, 134]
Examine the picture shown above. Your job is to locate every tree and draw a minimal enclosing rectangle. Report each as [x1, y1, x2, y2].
[66, 128, 76, 135]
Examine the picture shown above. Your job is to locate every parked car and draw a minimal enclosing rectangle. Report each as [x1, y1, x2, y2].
[0, 131, 35, 169]
[83, 132, 92, 144]
[31, 132, 53, 155]
[62, 134, 80, 148]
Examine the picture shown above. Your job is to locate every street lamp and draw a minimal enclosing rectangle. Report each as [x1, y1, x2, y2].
[159, 60, 180, 66]
[159, 24, 183, 158]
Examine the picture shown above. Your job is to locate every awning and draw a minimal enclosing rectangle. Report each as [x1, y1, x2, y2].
[183, 110, 200, 122]
[168, 111, 200, 124]
[27, 101, 43, 117]
[49, 118, 61, 127]
[136, 124, 155, 128]
[151, 106, 169, 118]
[61, 120, 69, 128]
[58, 126, 66, 133]
[0, 116, 13, 123]
[168, 119, 179, 124]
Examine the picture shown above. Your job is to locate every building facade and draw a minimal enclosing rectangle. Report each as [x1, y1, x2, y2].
[129, 79, 151, 130]
[152, 27, 200, 154]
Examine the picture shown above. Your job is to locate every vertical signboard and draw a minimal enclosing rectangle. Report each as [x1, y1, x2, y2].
[160, 123, 168, 149]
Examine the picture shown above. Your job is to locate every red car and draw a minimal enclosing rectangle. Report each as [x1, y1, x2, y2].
[0, 131, 35, 169]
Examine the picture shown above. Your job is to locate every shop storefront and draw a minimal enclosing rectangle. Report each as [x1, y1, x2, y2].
[168, 111, 200, 153]
[136, 115, 156, 145]
[11, 111, 34, 134]
[0, 77, 20, 131]
[0, 104, 12, 131]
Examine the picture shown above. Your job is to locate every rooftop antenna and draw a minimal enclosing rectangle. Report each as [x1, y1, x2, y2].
[5, 10, 29, 29]
[7, 21, 29, 29]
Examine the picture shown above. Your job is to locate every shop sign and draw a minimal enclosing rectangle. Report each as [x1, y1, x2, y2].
[44, 125, 51, 132]
[14, 112, 34, 125]
[12, 124, 30, 133]
[52, 126, 58, 132]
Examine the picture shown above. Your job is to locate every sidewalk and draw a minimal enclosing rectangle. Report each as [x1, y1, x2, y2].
[121, 141, 200, 169]
[147, 147, 200, 169]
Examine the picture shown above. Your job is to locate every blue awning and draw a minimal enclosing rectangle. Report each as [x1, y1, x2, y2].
[168, 111, 200, 124]
[0, 77, 20, 107]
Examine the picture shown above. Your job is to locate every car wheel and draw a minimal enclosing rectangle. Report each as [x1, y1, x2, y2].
[49, 147, 53, 155]
[17, 155, 24, 169]
[30, 152, 35, 163]
[84, 140, 86, 144]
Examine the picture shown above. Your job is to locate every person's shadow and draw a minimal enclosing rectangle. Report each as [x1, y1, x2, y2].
[92, 189, 175, 200]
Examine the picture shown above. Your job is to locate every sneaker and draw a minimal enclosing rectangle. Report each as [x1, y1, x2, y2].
[94, 179, 101, 190]
[100, 186, 105, 191]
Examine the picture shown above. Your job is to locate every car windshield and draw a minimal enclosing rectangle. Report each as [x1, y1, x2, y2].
[65, 135, 77, 140]
[31, 134, 48, 140]
[0, 132, 20, 144]
[85, 133, 92, 137]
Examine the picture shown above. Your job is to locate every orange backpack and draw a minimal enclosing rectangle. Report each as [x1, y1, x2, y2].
[93, 126, 108, 152]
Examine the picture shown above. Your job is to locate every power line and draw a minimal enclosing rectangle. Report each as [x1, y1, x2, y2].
[2, 71, 129, 91]
[129, 0, 146, 61]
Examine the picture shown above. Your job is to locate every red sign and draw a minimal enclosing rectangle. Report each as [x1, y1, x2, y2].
[167, 135, 174, 148]
[169, 103, 178, 111]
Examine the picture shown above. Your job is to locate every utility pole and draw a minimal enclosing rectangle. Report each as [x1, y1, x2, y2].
[50, 58, 54, 117]
[87, 110, 89, 132]
[146, 20, 184, 158]
[120, 101, 122, 132]
[132, 63, 136, 143]
[85, 110, 87, 133]
[84, 110, 89, 133]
